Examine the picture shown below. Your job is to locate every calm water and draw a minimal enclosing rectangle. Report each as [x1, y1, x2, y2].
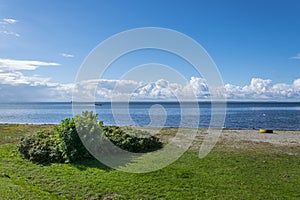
[0, 102, 299, 130]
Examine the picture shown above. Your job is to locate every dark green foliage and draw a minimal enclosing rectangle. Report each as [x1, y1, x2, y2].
[18, 111, 162, 164]
[55, 117, 91, 163]
[102, 126, 162, 152]
[18, 130, 62, 163]
[73, 111, 103, 157]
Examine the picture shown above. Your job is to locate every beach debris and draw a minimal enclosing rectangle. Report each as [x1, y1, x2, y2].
[259, 129, 273, 133]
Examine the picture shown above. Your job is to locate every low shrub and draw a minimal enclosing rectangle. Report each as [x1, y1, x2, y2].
[18, 130, 62, 163]
[55, 116, 92, 163]
[18, 111, 163, 164]
[102, 126, 162, 153]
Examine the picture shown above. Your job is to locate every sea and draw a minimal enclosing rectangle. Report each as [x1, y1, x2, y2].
[0, 102, 299, 130]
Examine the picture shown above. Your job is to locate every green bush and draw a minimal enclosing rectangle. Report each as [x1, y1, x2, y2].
[102, 126, 162, 153]
[55, 116, 92, 163]
[73, 111, 103, 157]
[18, 130, 62, 163]
[18, 111, 163, 164]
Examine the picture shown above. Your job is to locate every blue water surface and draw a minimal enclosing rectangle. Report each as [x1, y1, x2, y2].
[0, 102, 299, 130]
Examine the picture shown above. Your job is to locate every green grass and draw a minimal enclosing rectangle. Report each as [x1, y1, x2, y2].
[0, 124, 300, 199]
[0, 124, 54, 144]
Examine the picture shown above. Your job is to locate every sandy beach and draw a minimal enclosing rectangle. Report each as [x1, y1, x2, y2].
[136, 127, 300, 150]
[219, 129, 300, 146]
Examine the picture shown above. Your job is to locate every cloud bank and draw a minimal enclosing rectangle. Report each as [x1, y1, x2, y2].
[224, 78, 300, 99]
[73, 77, 300, 101]
[0, 58, 299, 101]
[0, 58, 70, 101]
[1, 75, 300, 102]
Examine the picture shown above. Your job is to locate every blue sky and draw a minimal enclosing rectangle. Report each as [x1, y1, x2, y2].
[0, 0, 299, 101]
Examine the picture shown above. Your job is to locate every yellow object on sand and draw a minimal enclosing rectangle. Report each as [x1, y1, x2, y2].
[259, 129, 273, 133]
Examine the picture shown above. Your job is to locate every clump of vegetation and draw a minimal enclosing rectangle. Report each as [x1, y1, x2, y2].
[102, 126, 162, 153]
[18, 111, 162, 164]
[55, 116, 92, 163]
[18, 129, 62, 163]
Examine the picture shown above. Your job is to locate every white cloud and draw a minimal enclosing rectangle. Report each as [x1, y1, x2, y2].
[0, 58, 60, 71]
[293, 79, 300, 87]
[293, 79, 300, 91]
[70, 77, 300, 102]
[0, 58, 60, 88]
[0, 82, 73, 102]
[290, 53, 300, 60]
[0, 71, 73, 102]
[185, 77, 209, 98]
[73, 77, 210, 101]
[0, 58, 67, 102]
[132, 79, 181, 100]
[0, 18, 20, 37]
[60, 53, 74, 58]
[73, 79, 144, 101]
[0, 59, 299, 102]
[0, 30, 20, 37]
[0, 71, 50, 86]
[224, 78, 300, 99]
[3, 18, 18, 24]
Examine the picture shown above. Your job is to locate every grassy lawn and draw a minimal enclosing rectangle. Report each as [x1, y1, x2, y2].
[0, 124, 300, 199]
